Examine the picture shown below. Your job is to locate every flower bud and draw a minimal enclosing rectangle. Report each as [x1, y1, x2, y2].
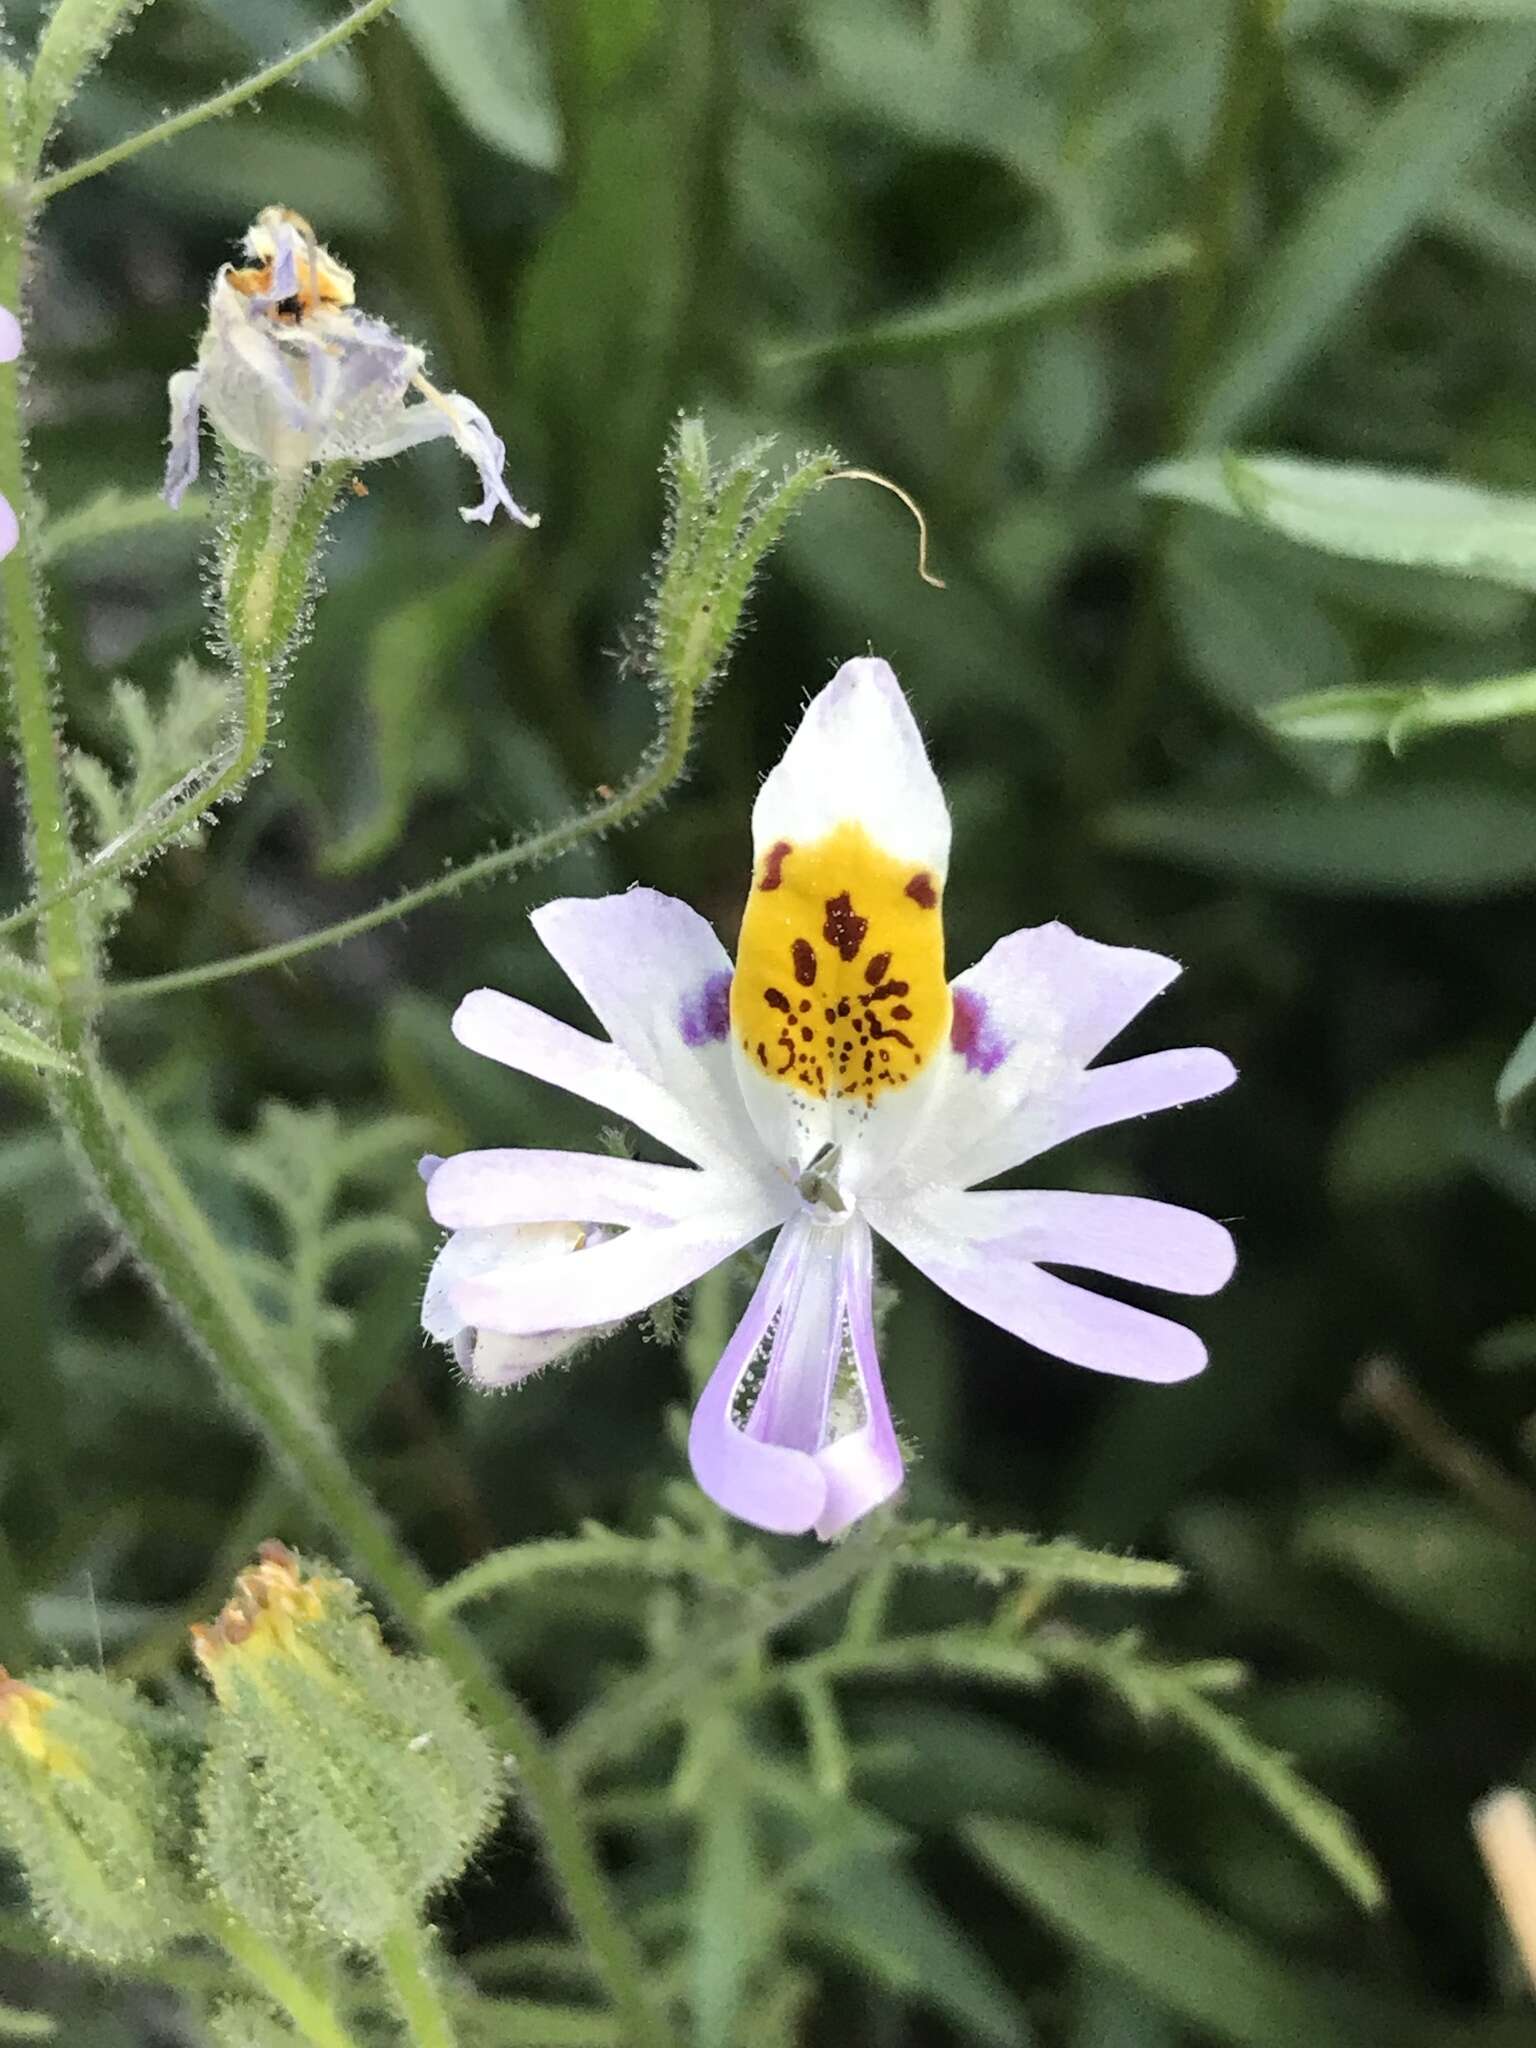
[0, 1667, 196, 1962]
[195, 1542, 501, 1951]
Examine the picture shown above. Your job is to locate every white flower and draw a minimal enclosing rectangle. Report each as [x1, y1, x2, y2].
[164, 207, 536, 527]
[422, 660, 1236, 1538]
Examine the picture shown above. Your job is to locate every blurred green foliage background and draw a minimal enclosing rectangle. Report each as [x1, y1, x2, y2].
[8, 0, 1536, 2040]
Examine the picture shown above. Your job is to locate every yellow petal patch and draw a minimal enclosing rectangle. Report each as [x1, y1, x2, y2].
[0, 1672, 84, 1779]
[732, 821, 948, 1106]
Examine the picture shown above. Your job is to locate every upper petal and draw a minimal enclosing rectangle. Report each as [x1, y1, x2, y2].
[164, 369, 204, 509]
[730, 660, 953, 1185]
[0, 308, 20, 363]
[753, 657, 949, 883]
[531, 889, 769, 1172]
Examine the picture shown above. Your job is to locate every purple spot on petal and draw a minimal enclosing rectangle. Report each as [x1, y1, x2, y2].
[950, 986, 1008, 1075]
[418, 1153, 445, 1185]
[680, 969, 733, 1046]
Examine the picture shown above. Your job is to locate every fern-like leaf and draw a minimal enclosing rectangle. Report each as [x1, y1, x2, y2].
[1033, 1628, 1384, 1910]
[228, 1102, 427, 1379]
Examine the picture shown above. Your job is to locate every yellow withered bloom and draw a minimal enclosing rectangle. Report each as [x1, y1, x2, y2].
[0, 1669, 84, 1779]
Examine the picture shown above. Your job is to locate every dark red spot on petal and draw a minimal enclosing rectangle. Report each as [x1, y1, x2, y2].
[760, 840, 792, 890]
[764, 987, 791, 1013]
[905, 871, 938, 908]
[792, 938, 818, 987]
[864, 950, 892, 985]
[823, 892, 868, 962]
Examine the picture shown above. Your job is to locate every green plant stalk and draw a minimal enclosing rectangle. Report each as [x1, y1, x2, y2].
[44, 1052, 674, 2048]
[377, 1924, 460, 2048]
[0, 237, 88, 994]
[0, 277, 675, 2048]
[213, 1907, 364, 2048]
[93, 455, 839, 1009]
[26, 0, 401, 203]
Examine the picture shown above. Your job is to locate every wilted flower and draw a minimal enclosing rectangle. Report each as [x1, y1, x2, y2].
[0, 1670, 82, 1779]
[194, 1541, 500, 1948]
[164, 207, 536, 527]
[0, 308, 20, 560]
[423, 660, 1236, 1538]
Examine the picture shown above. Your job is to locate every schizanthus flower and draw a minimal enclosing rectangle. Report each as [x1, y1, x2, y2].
[164, 206, 536, 527]
[422, 661, 1236, 1538]
[0, 308, 19, 560]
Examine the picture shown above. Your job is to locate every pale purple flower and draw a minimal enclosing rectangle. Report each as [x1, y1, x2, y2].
[0, 307, 20, 560]
[164, 208, 536, 527]
[423, 660, 1236, 1538]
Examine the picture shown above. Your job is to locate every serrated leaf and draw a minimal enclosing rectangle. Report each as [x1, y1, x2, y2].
[229, 1103, 428, 1379]
[1032, 1632, 1384, 1910]
[1144, 452, 1536, 589]
[427, 1519, 767, 1618]
[892, 1521, 1183, 1593]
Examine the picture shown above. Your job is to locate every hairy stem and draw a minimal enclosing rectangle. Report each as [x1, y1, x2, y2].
[0, 239, 88, 991]
[96, 680, 703, 1005]
[27, 0, 401, 204]
[0, 229, 674, 2048]
[214, 1908, 365, 2048]
[48, 1048, 675, 2048]
[376, 1924, 460, 2048]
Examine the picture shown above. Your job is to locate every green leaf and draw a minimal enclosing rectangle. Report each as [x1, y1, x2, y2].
[967, 1818, 1463, 2048]
[227, 1103, 427, 1380]
[1104, 783, 1536, 898]
[1143, 452, 1536, 590]
[797, 1849, 1037, 2048]
[1189, 26, 1536, 443]
[0, 2007, 56, 2043]
[36, 485, 210, 565]
[395, 0, 561, 169]
[1033, 1632, 1384, 1910]
[1163, 516, 1360, 788]
[763, 235, 1193, 368]
[426, 1519, 768, 1618]
[321, 549, 513, 873]
[1497, 1017, 1536, 1125]
[891, 1521, 1183, 1594]
[1299, 1490, 1536, 1662]
[0, 1011, 75, 1076]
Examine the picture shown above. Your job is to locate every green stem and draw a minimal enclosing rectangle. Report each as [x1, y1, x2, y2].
[26, 0, 400, 205]
[376, 1924, 459, 2048]
[95, 681, 702, 1006]
[47, 1051, 674, 2048]
[213, 1907, 364, 2048]
[0, 240, 88, 992]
